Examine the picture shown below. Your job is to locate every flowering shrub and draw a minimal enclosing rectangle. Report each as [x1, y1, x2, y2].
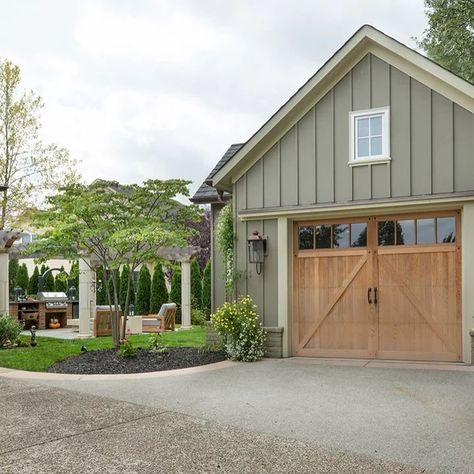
[211, 296, 266, 362]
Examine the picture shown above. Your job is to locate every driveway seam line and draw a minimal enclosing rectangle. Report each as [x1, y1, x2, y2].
[0, 410, 168, 457]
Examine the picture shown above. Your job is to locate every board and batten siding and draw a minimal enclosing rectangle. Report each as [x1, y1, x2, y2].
[238, 53, 474, 210]
[233, 175, 279, 327]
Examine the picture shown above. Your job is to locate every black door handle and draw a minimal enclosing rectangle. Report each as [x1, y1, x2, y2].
[367, 288, 372, 304]
[374, 288, 378, 304]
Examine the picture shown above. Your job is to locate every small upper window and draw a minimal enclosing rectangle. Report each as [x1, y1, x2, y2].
[349, 107, 390, 165]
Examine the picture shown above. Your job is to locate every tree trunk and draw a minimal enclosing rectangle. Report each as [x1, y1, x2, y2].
[120, 268, 135, 339]
[105, 269, 120, 347]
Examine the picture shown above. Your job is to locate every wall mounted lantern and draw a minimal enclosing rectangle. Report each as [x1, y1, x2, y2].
[248, 231, 267, 275]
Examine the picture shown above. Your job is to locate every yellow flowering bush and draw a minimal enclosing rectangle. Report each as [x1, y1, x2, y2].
[211, 296, 266, 362]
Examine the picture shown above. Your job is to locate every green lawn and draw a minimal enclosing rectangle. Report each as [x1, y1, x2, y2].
[0, 326, 205, 372]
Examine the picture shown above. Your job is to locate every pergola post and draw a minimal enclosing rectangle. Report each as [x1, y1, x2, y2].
[78, 257, 96, 337]
[0, 231, 21, 315]
[180, 259, 192, 329]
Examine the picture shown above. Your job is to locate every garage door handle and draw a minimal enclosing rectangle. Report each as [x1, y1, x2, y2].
[374, 288, 378, 304]
[367, 288, 372, 304]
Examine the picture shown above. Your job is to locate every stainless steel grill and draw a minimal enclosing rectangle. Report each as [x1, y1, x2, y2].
[37, 292, 68, 309]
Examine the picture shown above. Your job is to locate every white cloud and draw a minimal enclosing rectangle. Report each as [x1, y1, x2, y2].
[0, 0, 428, 200]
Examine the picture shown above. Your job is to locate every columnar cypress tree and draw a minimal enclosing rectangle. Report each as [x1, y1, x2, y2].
[95, 266, 107, 305]
[108, 269, 120, 307]
[68, 260, 79, 298]
[54, 265, 68, 293]
[169, 267, 181, 323]
[190, 258, 202, 310]
[9, 258, 18, 296]
[135, 265, 151, 315]
[201, 260, 211, 317]
[150, 264, 168, 313]
[16, 263, 29, 292]
[28, 265, 40, 296]
[43, 266, 55, 292]
[120, 264, 135, 310]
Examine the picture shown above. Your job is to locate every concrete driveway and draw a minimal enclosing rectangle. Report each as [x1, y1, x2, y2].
[1, 358, 473, 473]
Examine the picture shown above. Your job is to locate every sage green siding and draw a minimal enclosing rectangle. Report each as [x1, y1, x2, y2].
[233, 175, 279, 325]
[236, 53, 474, 211]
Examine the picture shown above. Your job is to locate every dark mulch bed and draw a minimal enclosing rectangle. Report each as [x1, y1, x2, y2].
[48, 347, 226, 375]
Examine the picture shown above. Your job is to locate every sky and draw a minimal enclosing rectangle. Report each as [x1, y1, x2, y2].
[0, 0, 428, 202]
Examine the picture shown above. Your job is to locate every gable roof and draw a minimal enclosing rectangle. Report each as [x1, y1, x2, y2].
[190, 143, 244, 203]
[212, 24, 474, 191]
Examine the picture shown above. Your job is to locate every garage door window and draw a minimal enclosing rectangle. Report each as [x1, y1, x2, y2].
[377, 216, 456, 246]
[298, 222, 367, 250]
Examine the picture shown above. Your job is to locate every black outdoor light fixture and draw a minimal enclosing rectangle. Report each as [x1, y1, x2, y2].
[67, 286, 77, 301]
[247, 231, 267, 275]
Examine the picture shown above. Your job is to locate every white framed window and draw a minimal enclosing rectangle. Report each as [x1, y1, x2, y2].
[349, 106, 390, 165]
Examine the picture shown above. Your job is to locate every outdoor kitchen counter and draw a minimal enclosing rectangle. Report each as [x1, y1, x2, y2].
[10, 299, 73, 330]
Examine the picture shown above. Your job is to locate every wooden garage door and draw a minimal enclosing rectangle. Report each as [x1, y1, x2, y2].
[293, 212, 461, 361]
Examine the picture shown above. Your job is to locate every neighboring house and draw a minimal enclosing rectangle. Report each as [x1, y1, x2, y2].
[192, 25, 474, 363]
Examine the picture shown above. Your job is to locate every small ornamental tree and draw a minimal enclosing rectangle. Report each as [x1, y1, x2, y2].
[96, 266, 107, 305]
[30, 179, 198, 346]
[108, 270, 120, 307]
[27, 265, 40, 296]
[150, 264, 168, 314]
[136, 266, 151, 315]
[169, 268, 181, 323]
[120, 265, 134, 309]
[201, 260, 211, 317]
[8, 258, 18, 296]
[190, 258, 202, 309]
[16, 263, 29, 292]
[54, 265, 68, 293]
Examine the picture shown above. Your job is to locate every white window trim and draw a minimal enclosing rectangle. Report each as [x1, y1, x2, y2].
[349, 106, 390, 166]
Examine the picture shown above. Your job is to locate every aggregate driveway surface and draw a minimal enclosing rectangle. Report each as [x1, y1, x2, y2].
[2, 358, 473, 473]
[0, 378, 421, 474]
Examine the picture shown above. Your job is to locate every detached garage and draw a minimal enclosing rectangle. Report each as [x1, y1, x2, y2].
[192, 25, 474, 363]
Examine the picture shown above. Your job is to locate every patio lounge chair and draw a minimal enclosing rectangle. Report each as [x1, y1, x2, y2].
[142, 303, 177, 333]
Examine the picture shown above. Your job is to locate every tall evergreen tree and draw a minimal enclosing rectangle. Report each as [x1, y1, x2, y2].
[95, 266, 107, 305]
[16, 263, 29, 292]
[190, 258, 202, 309]
[169, 268, 181, 323]
[201, 260, 211, 317]
[8, 258, 18, 296]
[67, 261, 79, 299]
[27, 265, 40, 296]
[54, 265, 68, 293]
[150, 264, 168, 313]
[42, 266, 55, 292]
[135, 265, 151, 315]
[120, 265, 135, 310]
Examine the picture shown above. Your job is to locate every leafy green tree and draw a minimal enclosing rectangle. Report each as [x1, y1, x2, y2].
[95, 266, 107, 305]
[135, 266, 151, 315]
[417, 0, 474, 82]
[0, 59, 79, 229]
[150, 264, 168, 313]
[216, 201, 234, 299]
[16, 263, 28, 292]
[54, 265, 68, 293]
[8, 258, 18, 296]
[201, 260, 211, 317]
[27, 265, 40, 296]
[120, 265, 134, 309]
[29, 179, 198, 346]
[169, 268, 181, 323]
[190, 258, 202, 309]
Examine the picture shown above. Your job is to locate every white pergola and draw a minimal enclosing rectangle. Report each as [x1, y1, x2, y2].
[78, 246, 200, 337]
[0, 231, 22, 315]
